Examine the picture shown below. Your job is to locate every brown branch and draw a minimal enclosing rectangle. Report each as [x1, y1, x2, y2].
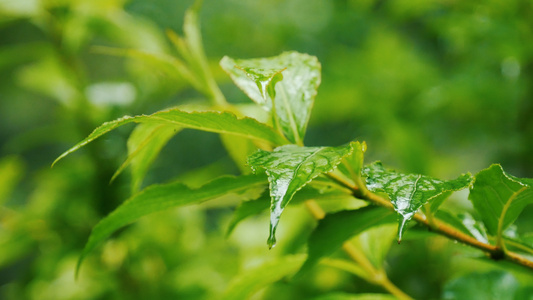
[363, 188, 533, 271]
[324, 172, 533, 271]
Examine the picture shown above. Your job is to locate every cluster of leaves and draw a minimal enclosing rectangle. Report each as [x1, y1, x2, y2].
[52, 4, 533, 299]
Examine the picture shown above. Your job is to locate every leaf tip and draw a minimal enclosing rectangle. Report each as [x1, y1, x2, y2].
[267, 223, 277, 249]
[267, 236, 277, 249]
[397, 216, 410, 242]
[74, 254, 85, 281]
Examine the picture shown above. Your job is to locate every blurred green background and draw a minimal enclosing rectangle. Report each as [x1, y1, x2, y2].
[1, 0, 532, 299]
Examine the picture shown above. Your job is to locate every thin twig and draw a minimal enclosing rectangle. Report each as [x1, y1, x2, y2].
[334, 179, 533, 271]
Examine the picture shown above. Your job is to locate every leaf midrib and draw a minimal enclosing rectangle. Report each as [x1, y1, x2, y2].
[282, 147, 324, 206]
[278, 83, 302, 145]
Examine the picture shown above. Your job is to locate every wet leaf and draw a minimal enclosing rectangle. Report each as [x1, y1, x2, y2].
[221, 255, 305, 300]
[226, 183, 360, 238]
[442, 270, 520, 300]
[338, 141, 366, 180]
[247, 142, 356, 248]
[297, 206, 395, 278]
[53, 108, 288, 166]
[221, 52, 321, 144]
[363, 162, 472, 241]
[77, 174, 267, 275]
[468, 164, 533, 240]
[111, 123, 180, 192]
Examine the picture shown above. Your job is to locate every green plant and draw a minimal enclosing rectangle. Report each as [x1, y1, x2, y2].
[52, 3, 533, 300]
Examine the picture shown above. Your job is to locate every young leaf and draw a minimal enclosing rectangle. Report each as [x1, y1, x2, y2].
[363, 162, 472, 241]
[468, 164, 533, 243]
[297, 206, 395, 277]
[221, 52, 321, 144]
[52, 108, 288, 166]
[111, 123, 180, 192]
[442, 270, 520, 300]
[247, 142, 356, 248]
[77, 174, 267, 275]
[221, 255, 305, 300]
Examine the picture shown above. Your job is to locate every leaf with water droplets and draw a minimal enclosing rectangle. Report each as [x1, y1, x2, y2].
[221, 52, 321, 145]
[247, 142, 356, 248]
[468, 164, 533, 241]
[362, 162, 472, 241]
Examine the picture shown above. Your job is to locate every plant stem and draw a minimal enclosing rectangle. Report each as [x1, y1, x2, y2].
[304, 199, 413, 299]
[342, 242, 414, 300]
[324, 171, 533, 270]
[358, 187, 533, 271]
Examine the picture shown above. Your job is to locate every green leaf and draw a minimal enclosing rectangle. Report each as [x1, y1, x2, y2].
[52, 108, 288, 166]
[442, 270, 520, 300]
[436, 211, 489, 243]
[221, 255, 305, 300]
[338, 141, 366, 180]
[468, 164, 533, 242]
[77, 174, 266, 275]
[221, 52, 321, 144]
[226, 183, 361, 238]
[297, 206, 396, 277]
[111, 123, 180, 192]
[352, 223, 397, 269]
[363, 162, 472, 241]
[312, 293, 397, 300]
[247, 142, 356, 248]
[226, 193, 270, 237]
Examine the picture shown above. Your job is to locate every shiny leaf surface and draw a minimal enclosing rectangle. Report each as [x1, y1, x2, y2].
[221, 52, 321, 144]
[53, 108, 288, 166]
[247, 142, 356, 248]
[363, 162, 472, 241]
[469, 164, 533, 238]
[77, 175, 266, 274]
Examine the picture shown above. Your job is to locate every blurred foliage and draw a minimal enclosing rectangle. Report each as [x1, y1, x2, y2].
[0, 0, 532, 299]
